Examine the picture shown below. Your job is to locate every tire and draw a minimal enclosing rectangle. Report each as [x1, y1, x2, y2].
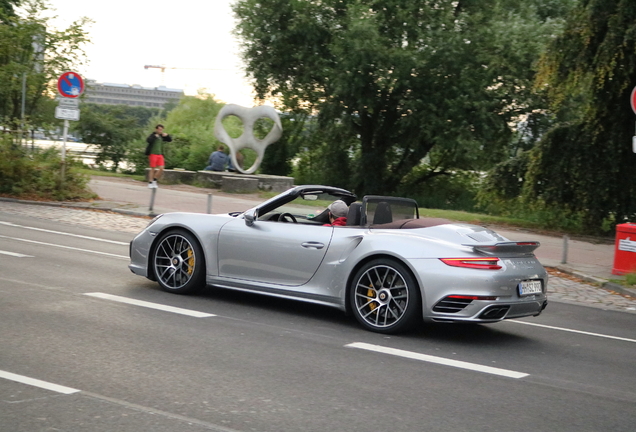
[152, 230, 205, 294]
[349, 258, 420, 334]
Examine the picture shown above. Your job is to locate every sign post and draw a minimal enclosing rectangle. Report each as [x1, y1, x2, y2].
[56, 72, 84, 182]
[631, 86, 636, 153]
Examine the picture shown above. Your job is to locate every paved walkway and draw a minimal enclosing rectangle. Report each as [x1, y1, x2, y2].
[1, 176, 635, 314]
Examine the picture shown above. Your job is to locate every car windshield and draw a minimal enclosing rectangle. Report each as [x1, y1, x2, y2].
[258, 192, 345, 223]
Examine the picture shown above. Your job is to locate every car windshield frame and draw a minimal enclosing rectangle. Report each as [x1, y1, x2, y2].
[253, 185, 357, 218]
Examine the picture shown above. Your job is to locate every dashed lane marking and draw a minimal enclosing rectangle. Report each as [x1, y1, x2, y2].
[84, 293, 216, 318]
[0, 370, 243, 431]
[0, 235, 128, 259]
[0, 370, 80, 394]
[0, 221, 129, 245]
[0, 250, 33, 258]
[345, 342, 528, 379]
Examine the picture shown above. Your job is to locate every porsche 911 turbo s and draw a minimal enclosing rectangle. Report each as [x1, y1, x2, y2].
[129, 185, 548, 334]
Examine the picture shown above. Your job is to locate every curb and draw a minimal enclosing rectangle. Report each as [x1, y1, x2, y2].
[600, 281, 636, 299]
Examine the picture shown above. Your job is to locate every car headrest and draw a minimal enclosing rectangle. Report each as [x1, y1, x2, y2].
[346, 203, 362, 226]
[372, 202, 392, 225]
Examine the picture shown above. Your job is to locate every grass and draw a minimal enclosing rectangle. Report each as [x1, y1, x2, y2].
[610, 273, 636, 287]
[79, 168, 146, 182]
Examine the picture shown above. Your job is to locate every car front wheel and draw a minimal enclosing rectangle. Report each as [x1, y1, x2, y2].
[350, 259, 420, 334]
[152, 230, 205, 294]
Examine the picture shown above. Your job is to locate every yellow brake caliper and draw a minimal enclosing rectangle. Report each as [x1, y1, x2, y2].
[186, 249, 194, 275]
[368, 284, 377, 311]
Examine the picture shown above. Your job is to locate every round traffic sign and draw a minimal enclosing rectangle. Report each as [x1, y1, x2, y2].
[57, 72, 84, 98]
[631, 86, 636, 115]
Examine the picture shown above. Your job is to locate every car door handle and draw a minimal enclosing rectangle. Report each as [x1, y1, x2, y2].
[301, 242, 325, 249]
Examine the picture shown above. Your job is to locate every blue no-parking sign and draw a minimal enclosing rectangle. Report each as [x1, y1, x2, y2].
[57, 71, 84, 98]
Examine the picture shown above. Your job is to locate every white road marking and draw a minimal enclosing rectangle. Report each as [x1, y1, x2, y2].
[0, 235, 128, 259]
[510, 320, 636, 343]
[84, 293, 216, 318]
[0, 250, 33, 258]
[0, 370, 80, 394]
[0, 221, 129, 245]
[346, 342, 528, 379]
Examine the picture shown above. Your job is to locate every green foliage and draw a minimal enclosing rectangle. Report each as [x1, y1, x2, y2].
[151, 94, 292, 174]
[0, 135, 95, 200]
[524, 0, 636, 234]
[477, 151, 531, 214]
[0, 0, 21, 22]
[238, 112, 305, 176]
[159, 94, 226, 171]
[0, 0, 91, 129]
[88, 104, 163, 129]
[476, 149, 583, 234]
[74, 104, 140, 171]
[400, 168, 481, 212]
[291, 119, 356, 190]
[233, 0, 575, 197]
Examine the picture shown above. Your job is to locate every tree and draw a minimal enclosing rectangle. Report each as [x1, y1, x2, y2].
[74, 104, 140, 171]
[259, 113, 303, 176]
[158, 93, 225, 171]
[233, 0, 574, 195]
[0, 0, 90, 130]
[0, 0, 20, 21]
[524, 0, 636, 233]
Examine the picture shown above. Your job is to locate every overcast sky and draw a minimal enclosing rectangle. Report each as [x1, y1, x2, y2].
[47, 0, 257, 105]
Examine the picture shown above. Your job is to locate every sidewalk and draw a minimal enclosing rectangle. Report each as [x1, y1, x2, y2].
[2, 175, 635, 302]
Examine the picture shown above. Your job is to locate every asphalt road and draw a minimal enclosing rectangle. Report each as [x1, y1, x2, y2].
[1, 213, 636, 432]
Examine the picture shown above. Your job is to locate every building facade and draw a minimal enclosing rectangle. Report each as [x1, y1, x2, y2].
[84, 80, 184, 108]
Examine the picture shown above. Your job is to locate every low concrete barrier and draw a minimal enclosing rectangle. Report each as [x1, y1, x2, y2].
[148, 169, 294, 192]
[222, 176, 259, 193]
[161, 170, 198, 185]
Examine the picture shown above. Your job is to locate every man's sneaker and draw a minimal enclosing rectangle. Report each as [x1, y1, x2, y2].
[152, 180, 158, 188]
[148, 181, 157, 189]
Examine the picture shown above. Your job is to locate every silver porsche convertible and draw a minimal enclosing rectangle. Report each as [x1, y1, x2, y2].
[129, 185, 548, 334]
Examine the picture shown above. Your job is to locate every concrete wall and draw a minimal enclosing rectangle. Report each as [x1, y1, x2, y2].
[152, 169, 294, 193]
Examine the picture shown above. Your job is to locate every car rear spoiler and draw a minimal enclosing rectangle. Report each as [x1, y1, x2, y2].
[463, 241, 540, 256]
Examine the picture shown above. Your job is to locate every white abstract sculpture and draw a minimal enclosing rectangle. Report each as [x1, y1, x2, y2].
[213, 104, 283, 174]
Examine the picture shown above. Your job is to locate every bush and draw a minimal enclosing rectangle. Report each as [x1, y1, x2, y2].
[399, 168, 481, 212]
[0, 136, 96, 201]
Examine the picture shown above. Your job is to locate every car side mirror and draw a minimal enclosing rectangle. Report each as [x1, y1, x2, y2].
[244, 208, 257, 226]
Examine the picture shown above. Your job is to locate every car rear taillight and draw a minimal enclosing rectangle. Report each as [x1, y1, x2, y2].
[440, 258, 502, 270]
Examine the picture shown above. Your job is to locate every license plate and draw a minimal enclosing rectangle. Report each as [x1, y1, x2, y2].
[519, 280, 542, 296]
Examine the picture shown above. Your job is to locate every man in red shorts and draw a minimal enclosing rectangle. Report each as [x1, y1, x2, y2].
[145, 124, 172, 188]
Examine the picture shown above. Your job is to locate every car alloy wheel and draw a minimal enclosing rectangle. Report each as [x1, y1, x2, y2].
[153, 230, 205, 294]
[350, 259, 420, 333]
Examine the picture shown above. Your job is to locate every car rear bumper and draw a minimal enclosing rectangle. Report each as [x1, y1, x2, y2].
[408, 257, 548, 323]
[424, 298, 548, 323]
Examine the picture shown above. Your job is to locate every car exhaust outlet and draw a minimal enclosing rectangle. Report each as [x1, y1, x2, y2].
[478, 305, 510, 320]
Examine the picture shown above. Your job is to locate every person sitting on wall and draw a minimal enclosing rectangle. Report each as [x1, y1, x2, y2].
[205, 146, 228, 171]
[323, 200, 349, 226]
